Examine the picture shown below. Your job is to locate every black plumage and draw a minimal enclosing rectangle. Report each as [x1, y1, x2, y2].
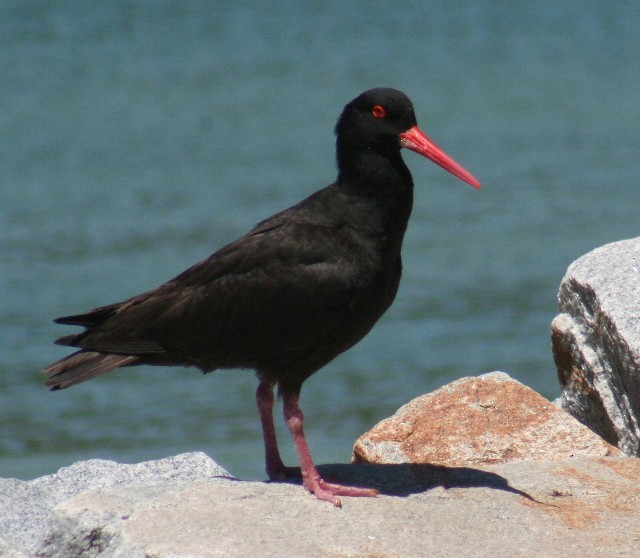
[44, 88, 480, 505]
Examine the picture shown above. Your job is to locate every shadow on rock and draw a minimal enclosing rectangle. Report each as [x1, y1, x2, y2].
[215, 462, 541, 503]
[315, 462, 538, 502]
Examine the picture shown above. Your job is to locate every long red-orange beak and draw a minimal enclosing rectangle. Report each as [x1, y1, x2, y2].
[399, 126, 481, 189]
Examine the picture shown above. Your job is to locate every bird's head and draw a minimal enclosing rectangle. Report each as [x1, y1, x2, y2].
[335, 88, 481, 189]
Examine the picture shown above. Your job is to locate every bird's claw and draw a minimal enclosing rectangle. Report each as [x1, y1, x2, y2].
[304, 475, 378, 507]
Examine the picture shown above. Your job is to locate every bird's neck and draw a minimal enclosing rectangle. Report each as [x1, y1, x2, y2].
[336, 147, 414, 253]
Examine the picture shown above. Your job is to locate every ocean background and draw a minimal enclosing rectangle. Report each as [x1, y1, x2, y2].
[2, 1, 639, 481]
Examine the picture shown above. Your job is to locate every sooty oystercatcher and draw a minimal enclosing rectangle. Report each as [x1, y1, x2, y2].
[44, 88, 481, 506]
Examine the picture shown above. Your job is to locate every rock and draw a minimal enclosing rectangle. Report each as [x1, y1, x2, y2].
[551, 237, 640, 455]
[3, 371, 638, 556]
[0, 452, 229, 557]
[0, 538, 29, 558]
[1, 406, 639, 557]
[352, 372, 620, 467]
[17, 457, 640, 557]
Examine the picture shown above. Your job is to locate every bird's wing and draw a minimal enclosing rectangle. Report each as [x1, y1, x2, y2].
[61, 217, 381, 369]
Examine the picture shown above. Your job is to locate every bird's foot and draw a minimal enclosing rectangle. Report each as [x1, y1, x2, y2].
[304, 474, 378, 507]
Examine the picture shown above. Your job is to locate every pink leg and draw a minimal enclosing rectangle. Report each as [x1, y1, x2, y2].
[283, 391, 378, 507]
[256, 381, 300, 480]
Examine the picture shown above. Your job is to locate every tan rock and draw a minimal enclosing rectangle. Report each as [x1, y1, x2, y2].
[5, 450, 640, 556]
[352, 372, 620, 466]
[36, 457, 640, 558]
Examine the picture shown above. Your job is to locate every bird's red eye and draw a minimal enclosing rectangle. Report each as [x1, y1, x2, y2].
[371, 105, 386, 119]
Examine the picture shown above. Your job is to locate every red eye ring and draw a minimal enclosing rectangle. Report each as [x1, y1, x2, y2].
[371, 105, 386, 119]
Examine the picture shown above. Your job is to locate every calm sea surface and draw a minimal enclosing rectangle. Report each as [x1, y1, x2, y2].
[2, 1, 639, 480]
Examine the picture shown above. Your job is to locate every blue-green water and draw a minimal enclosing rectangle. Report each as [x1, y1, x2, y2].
[2, 1, 639, 481]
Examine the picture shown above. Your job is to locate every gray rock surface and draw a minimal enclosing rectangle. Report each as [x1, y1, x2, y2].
[0, 452, 229, 557]
[1, 387, 639, 557]
[5, 456, 640, 557]
[353, 372, 620, 466]
[551, 237, 640, 455]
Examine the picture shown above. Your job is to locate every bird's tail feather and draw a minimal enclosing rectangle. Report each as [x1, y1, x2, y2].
[43, 351, 138, 390]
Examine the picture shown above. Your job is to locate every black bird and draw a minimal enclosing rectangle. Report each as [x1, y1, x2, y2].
[43, 88, 480, 506]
